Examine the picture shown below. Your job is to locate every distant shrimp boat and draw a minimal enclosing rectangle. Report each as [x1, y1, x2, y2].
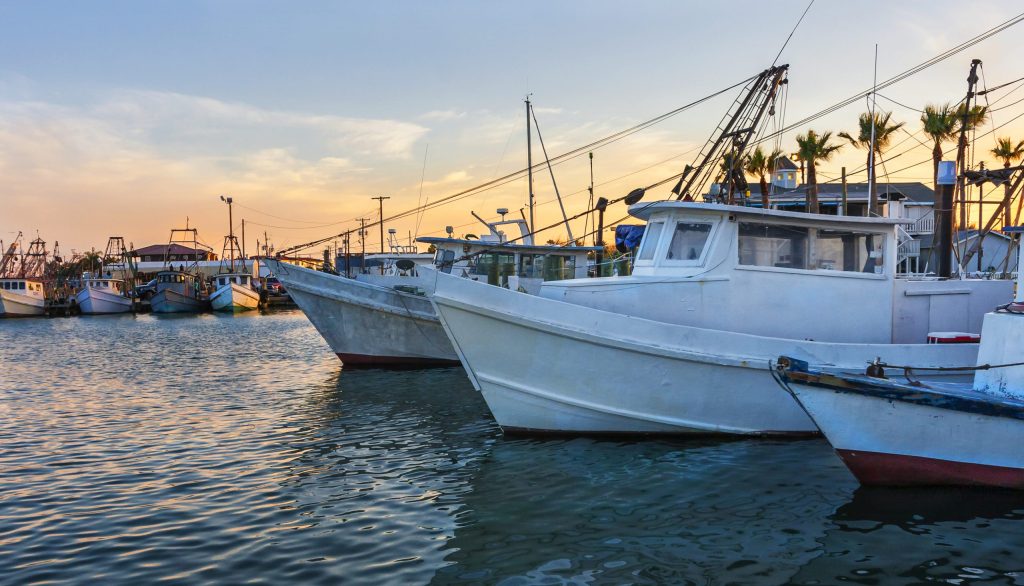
[76, 237, 135, 315]
[0, 278, 46, 317]
[76, 277, 132, 314]
[209, 196, 259, 313]
[150, 228, 212, 314]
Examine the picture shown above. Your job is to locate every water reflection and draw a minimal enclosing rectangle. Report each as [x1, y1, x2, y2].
[434, 438, 853, 585]
[3, 313, 1023, 585]
[790, 487, 1024, 585]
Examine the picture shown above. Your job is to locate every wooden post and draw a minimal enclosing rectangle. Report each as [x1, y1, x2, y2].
[841, 167, 848, 216]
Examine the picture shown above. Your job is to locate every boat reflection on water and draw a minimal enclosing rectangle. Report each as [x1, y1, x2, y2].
[790, 487, 1024, 585]
[431, 438, 852, 585]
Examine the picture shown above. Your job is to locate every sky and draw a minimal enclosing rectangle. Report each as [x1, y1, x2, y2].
[2, 0, 1024, 256]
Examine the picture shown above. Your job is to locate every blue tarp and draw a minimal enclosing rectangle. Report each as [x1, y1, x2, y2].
[615, 225, 645, 253]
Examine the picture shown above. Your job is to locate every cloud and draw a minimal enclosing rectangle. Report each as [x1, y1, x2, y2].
[419, 109, 466, 122]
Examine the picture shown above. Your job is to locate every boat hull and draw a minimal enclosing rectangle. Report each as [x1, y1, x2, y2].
[430, 272, 979, 436]
[150, 289, 209, 313]
[782, 374, 1024, 488]
[76, 287, 132, 314]
[0, 290, 46, 317]
[264, 259, 459, 368]
[210, 283, 260, 312]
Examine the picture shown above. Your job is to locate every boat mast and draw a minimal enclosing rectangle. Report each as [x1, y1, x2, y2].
[526, 95, 535, 234]
[869, 45, 878, 216]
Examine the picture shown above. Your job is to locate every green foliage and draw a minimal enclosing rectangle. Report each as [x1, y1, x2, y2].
[991, 137, 1024, 166]
[838, 110, 905, 154]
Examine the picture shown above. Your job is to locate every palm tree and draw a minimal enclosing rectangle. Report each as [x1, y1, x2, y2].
[744, 147, 785, 208]
[991, 137, 1024, 227]
[921, 103, 958, 191]
[839, 111, 905, 214]
[794, 130, 843, 214]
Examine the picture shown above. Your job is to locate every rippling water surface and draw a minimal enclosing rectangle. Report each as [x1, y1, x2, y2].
[2, 311, 1023, 585]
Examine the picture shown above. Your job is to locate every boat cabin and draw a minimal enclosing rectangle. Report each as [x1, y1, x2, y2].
[0, 278, 45, 299]
[418, 236, 600, 295]
[213, 274, 253, 289]
[156, 270, 206, 298]
[82, 278, 124, 294]
[541, 201, 1011, 344]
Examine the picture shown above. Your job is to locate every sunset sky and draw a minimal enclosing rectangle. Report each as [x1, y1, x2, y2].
[3, 1, 1024, 256]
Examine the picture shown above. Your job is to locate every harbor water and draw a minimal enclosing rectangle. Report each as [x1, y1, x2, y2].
[1, 312, 1022, 585]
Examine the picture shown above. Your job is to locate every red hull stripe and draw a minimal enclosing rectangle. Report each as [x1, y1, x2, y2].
[836, 449, 1024, 489]
[336, 353, 460, 369]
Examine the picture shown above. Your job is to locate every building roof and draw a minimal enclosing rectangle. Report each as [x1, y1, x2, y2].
[133, 243, 211, 256]
[956, 229, 1012, 242]
[764, 181, 936, 205]
[774, 156, 799, 171]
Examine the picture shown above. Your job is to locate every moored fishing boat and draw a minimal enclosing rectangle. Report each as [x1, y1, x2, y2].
[429, 201, 1010, 435]
[210, 273, 260, 312]
[76, 237, 134, 315]
[0, 278, 46, 317]
[209, 196, 259, 313]
[150, 228, 212, 314]
[265, 214, 598, 368]
[0, 236, 50, 318]
[76, 277, 132, 314]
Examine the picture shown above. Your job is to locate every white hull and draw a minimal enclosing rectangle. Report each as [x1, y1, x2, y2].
[76, 287, 132, 314]
[264, 259, 458, 367]
[783, 373, 1024, 487]
[210, 283, 260, 312]
[430, 272, 979, 436]
[0, 290, 46, 317]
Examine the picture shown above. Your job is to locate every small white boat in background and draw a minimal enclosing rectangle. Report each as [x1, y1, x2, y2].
[0, 236, 49, 318]
[209, 196, 259, 313]
[76, 277, 131, 314]
[76, 237, 134, 315]
[210, 273, 260, 312]
[0, 278, 46, 317]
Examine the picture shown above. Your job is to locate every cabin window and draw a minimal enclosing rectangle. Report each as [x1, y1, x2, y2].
[436, 249, 456, 274]
[519, 254, 544, 279]
[738, 223, 809, 269]
[739, 222, 886, 274]
[813, 229, 885, 273]
[472, 253, 515, 286]
[19, 282, 25, 290]
[665, 222, 713, 262]
[637, 222, 664, 261]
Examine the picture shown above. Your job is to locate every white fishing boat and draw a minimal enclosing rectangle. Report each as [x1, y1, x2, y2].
[210, 273, 260, 312]
[0, 236, 49, 318]
[0, 278, 46, 317]
[265, 213, 598, 368]
[775, 280, 1024, 488]
[429, 201, 1011, 435]
[209, 196, 259, 312]
[76, 237, 134, 315]
[76, 277, 132, 314]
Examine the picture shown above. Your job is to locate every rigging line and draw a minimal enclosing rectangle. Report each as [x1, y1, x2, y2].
[231, 202, 347, 226]
[979, 73, 1024, 96]
[754, 11, 1024, 148]
[278, 76, 757, 255]
[772, 0, 815, 66]
[414, 144, 429, 237]
[876, 93, 924, 113]
[991, 94, 1024, 113]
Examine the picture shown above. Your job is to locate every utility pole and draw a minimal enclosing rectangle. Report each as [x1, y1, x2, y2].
[358, 218, 367, 274]
[937, 160, 956, 278]
[957, 59, 983, 249]
[371, 196, 390, 254]
[841, 167, 848, 216]
[526, 95, 535, 234]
